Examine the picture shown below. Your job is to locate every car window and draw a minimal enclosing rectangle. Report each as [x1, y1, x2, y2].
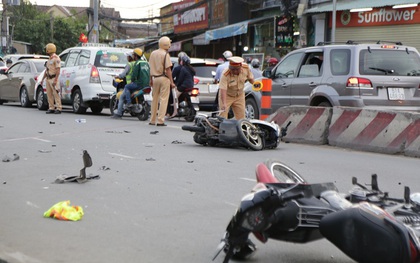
[194, 65, 218, 78]
[359, 49, 420, 76]
[35, 61, 47, 72]
[65, 50, 81, 67]
[18, 63, 29, 73]
[274, 52, 303, 78]
[60, 53, 68, 67]
[78, 50, 90, 66]
[7, 63, 20, 74]
[330, 49, 350, 75]
[298, 52, 323, 77]
[94, 50, 127, 68]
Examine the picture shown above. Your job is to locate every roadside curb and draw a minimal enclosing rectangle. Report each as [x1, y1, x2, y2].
[268, 106, 420, 158]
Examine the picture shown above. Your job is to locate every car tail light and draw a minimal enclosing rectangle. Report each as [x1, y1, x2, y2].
[193, 77, 199, 85]
[90, 66, 100, 83]
[143, 87, 151, 93]
[34, 75, 38, 81]
[191, 88, 199, 96]
[346, 77, 373, 89]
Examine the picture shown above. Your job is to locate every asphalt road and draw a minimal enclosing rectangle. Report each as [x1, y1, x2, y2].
[1, 104, 419, 263]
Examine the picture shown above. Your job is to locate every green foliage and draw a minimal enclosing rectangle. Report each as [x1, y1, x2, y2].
[9, 2, 89, 54]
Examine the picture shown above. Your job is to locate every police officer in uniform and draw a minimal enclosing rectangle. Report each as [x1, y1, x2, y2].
[218, 56, 255, 120]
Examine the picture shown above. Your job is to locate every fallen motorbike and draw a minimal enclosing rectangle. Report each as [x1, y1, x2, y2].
[181, 114, 290, 150]
[167, 86, 200, 122]
[109, 76, 151, 121]
[213, 160, 420, 263]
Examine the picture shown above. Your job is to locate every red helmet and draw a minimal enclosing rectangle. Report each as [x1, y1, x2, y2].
[267, 57, 278, 66]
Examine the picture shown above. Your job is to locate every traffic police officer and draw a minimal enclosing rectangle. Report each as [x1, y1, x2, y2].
[218, 56, 255, 120]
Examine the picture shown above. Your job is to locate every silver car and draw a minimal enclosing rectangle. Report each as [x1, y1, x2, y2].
[256, 41, 420, 114]
[0, 58, 48, 107]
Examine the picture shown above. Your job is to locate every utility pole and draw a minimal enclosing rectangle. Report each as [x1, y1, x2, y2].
[1, 0, 8, 54]
[89, 0, 99, 43]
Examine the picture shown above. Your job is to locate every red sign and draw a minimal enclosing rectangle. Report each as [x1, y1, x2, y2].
[173, 0, 208, 33]
[331, 6, 420, 27]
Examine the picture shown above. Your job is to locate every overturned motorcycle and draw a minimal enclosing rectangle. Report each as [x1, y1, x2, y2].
[181, 114, 290, 150]
[213, 160, 420, 263]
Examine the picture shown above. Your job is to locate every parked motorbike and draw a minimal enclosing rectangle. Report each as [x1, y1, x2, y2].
[181, 114, 290, 150]
[167, 87, 200, 122]
[109, 76, 151, 121]
[213, 160, 420, 263]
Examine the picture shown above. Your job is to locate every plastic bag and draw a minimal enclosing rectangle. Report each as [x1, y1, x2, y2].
[44, 200, 84, 221]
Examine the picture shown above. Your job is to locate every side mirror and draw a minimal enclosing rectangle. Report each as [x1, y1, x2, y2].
[262, 69, 272, 78]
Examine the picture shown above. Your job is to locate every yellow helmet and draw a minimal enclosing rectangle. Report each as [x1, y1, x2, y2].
[45, 43, 56, 54]
[133, 48, 143, 57]
[158, 36, 171, 50]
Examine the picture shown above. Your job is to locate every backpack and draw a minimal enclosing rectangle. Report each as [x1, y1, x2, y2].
[132, 60, 150, 88]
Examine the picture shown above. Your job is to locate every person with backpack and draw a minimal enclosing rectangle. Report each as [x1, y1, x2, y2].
[111, 48, 150, 119]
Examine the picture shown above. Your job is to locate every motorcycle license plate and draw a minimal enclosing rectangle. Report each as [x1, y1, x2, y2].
[387, 88, 405, 100]
[191, 96, 199, 104]
[144, 94, 152, 102]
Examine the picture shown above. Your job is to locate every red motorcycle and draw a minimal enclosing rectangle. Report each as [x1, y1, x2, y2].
[213, 160, 420, 263]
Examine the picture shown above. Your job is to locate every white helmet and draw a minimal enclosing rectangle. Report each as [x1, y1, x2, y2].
[223, 50, 233, 60]
[251, 58, 260, 68]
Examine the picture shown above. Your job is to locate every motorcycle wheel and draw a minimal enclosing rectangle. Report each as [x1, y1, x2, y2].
[137, 102, 150, 121]
[264, 159, 308, 184]
[184, 108, 196, 122]
[193, 133, 206, 145]
[237, 119, 263, 151]
[109, 95, 117, 116]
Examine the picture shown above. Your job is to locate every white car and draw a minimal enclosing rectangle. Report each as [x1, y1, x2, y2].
[35, 44, 132, 114]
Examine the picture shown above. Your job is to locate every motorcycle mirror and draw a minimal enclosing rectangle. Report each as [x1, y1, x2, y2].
[352, 176, 368, 190]
[371, 174, 380, 192]
[404, 186, 410, 205]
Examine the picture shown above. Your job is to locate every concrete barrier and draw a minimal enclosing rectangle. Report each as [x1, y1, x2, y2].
[268, 106, 420, 158]
[268, 106, 331, 145]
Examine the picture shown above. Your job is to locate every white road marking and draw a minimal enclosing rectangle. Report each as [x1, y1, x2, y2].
[108, 152, 136, 159]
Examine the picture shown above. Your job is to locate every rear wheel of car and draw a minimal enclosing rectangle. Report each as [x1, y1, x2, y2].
[20, 87, 31, 107]
[318, 101, 332, 107]
[72, 89, 87, 114]
[36, 87, 48, 110]
[245, 98, 259, 119]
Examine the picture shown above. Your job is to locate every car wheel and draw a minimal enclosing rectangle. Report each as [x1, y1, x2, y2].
[36, 87, 48, 110]
[72, 89, 87, 114]
[318, 101, 332, 107]
[20, 87, 31, 107]
[245, 98, 259, 119]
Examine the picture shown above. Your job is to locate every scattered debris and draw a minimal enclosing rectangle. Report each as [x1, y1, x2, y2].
[44, 200, 84, 221]
[3, 181, 6, 184]
[106, 130, 131, 134]
[150, 131, 159, 135]
[99, 166, 110, 171]
[171, 140, 185, 144]
[54, 150, 99, 184]
[187, 160, 194, 163]
[75, 119, 86, 123]
[146, 158, 156, 161]
[2, 154, 20, 162]
[38, 150, 52, 153]
[49, 121, 55, 124]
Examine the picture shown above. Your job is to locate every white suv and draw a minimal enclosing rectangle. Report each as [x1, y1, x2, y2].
[35, 44, 132, 114]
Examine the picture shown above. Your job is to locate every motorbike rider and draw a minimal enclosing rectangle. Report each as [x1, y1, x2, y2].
[167, 51, 187, 117]
[116, 51, 135, 85]
[265, 57, 278, 72]
[111, 48, 150, 119]
[250, 58, 262, 79]
[214, 50, 233, 84]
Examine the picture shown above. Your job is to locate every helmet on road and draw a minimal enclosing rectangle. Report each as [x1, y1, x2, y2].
[267, 57, 278, 67]
[159, 36, 171, 50]
[45, 43, 56, 54]
[223, 50, 233, 60]
[133, 48, 143, 57]
[251, 58, 260, 68]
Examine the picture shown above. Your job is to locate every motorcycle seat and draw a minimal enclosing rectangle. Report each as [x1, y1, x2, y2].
[320, 203, 412, 263]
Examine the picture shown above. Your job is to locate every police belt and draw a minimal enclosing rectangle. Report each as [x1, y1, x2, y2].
[46, 73, 56, 79]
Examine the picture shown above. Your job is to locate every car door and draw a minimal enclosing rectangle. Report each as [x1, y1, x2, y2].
[270, 52, 304, 110]
[291, 51, 324, 105]
[60, 49, 79, 102]
[0, 62, 24, 100]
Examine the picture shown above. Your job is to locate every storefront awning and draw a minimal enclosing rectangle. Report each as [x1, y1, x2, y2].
[204, 16, 274, 43]
[193, 33, 208, 45]
[305, 0, 419, 14]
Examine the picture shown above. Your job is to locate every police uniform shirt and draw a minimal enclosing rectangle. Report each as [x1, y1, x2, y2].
[46, 55, 61, 77]
[219, 63, 253, 97]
